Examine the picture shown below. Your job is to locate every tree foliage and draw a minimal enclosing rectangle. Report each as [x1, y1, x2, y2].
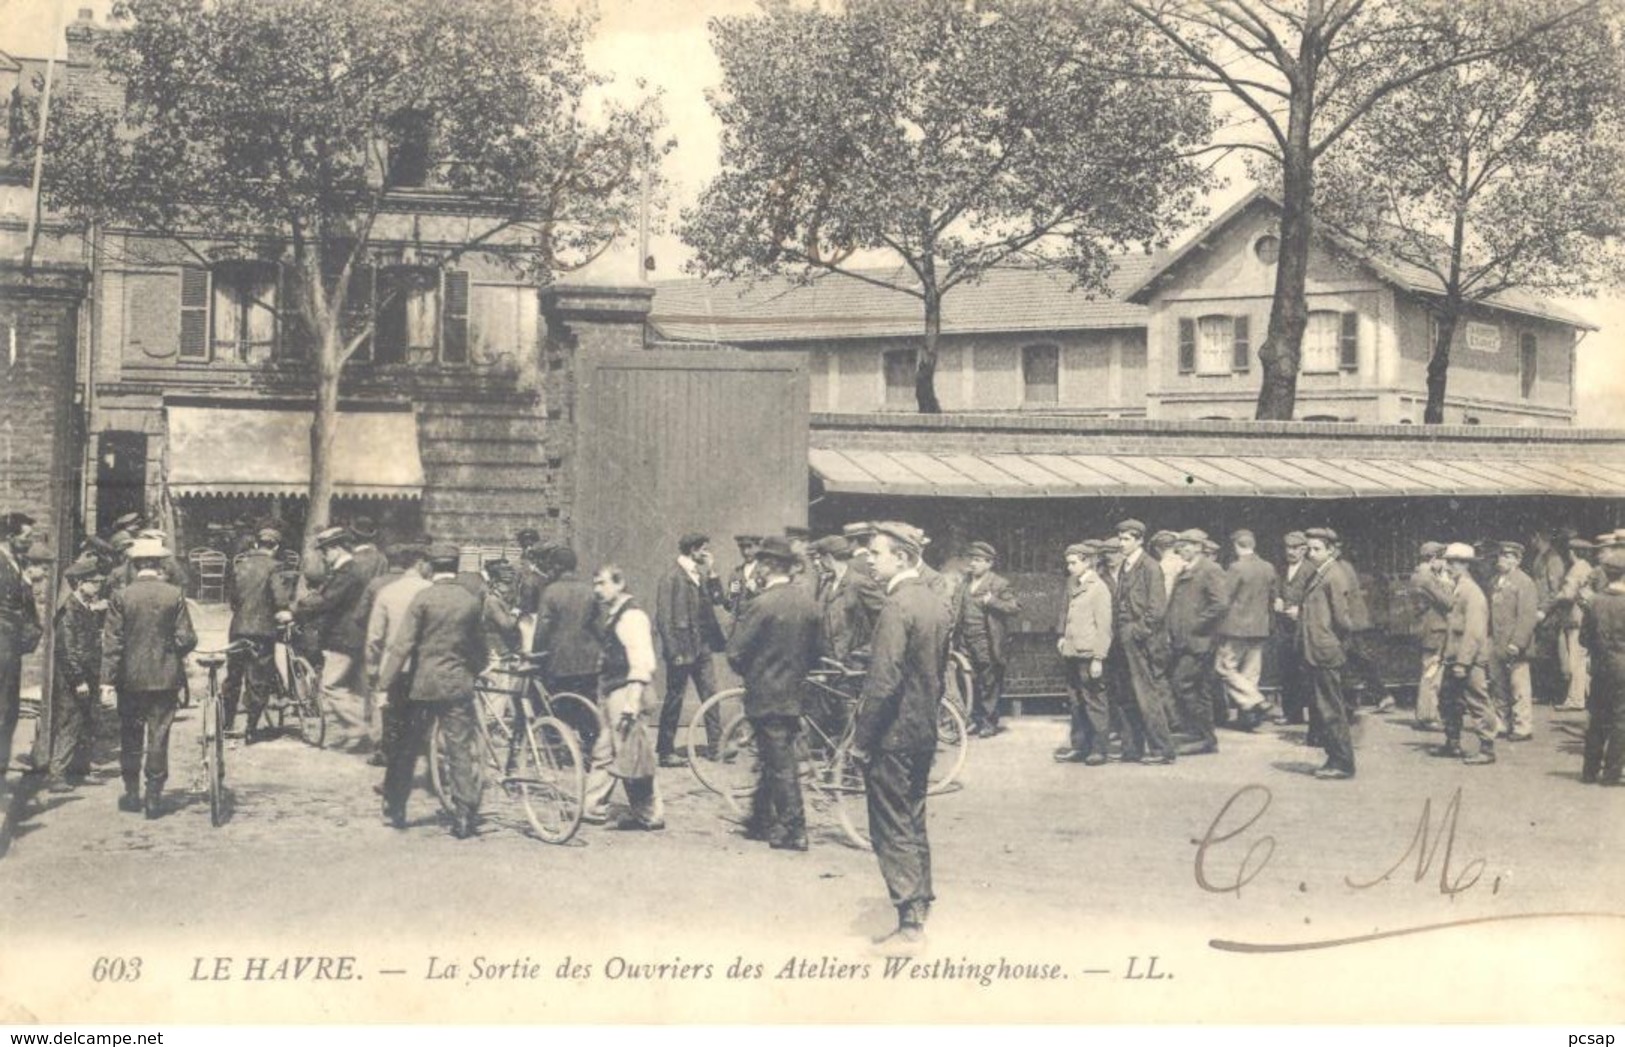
[42, 0, 666, 533]
[683, 0, 1215, 412]
[1316, 6, 1625, 422]
[1119, 0, 1600, 419]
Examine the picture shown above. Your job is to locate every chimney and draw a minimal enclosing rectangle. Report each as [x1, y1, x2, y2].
[65, 9, 96, 67]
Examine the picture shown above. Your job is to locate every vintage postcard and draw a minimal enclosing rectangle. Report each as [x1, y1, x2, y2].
[0, 0, 1622, 1026]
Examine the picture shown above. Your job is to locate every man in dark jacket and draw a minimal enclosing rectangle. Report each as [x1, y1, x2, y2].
[1299, 529, 1357, 779]
[1579, 540, 1625, 784]
[1438, 542, 1497, 765]
[725, 534, 763, 619]
[225, 527, 288, 741]
[1489, 540, 1539, 741]
[852, 522, 951, 956]
[347, 517, 389, 585]
[726, 536, 821, 851]
[1107, 519, 1176, 764]
[1410, 542, 1453, 729]
[1167, 530, 1228, 754]
[47, 556, 105, 790]
[654, 532, 727, 766]
[294, 526, 370, 750]
[532, 546, 602, 751]
[102, 538, 197, 817]
[1215, 529, 1277, 727]
[376, 543, 487, 837]
[813, 534, 882, 668]
[0, 511, 41, 782]
[1273, 532, 1313, 726]
[954, 541, 1021, 738]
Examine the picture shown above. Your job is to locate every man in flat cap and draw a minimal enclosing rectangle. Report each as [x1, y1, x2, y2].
[1409, 541, 1453, 730]
[1298, 529, 1356, 778]
[226, 526, 289, 741]
[1272, 531, 1312, 727]
[294, 525, 371, 749]
[47, 556, 105, 791]
[812, 534, 882, 668]
[954, 541, 1020, 738]
[726, 536, 821, 850]
[655, 532, 728, 765]
[1578, 537, 1625, 784]
[1150, 530, 1182, 600]
[1056, 542, 1113, 764]
[852, 521, 951, 954]
[101, 536, 197, 817]
[1488, 540, 1539, 742]
[1107, 519, 1176, 764]
[1437, 542, 1497, 764]
[377, 543, 486, 837]
[725, 535, 764, 619]
[1215, 529, 1277, 729]
[1166, 530, 1228, 755]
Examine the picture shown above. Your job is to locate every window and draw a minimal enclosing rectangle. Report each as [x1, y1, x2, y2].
[1022, 343, 1059, 404]
[469, 283, 536, 367]
[1254, 235, 1280, 265]
[210, 261, 279, 364]
[1520, 332, 1537, 398]
[883, 348, 917, 407]
[1179, 314, 1249, 375]
[1303, 310, 1359, 373]
[386, 108, 433, 188]
[376, 267, 440, 364]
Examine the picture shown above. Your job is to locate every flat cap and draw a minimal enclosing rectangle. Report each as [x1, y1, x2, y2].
[112, 512, 142, 529]
[811, 535, 852, 558]
[1282, 531, 1308, 548]
[1230, 529, 1255, 543]
[257, 527, 283, 544]
[1304, 527, 1341, 544]
[1419, 541, 1446, 558]
[313, 525, 351, 550]
[755, 535, 797, 562]
[1443, 541, 1478, 562]
[1065, 542, 1097, 559]
[841, 521, 877, 539]
[64, 555, 103, 581]
[872, 521, 926, 555]
[733, 534, 763, 546]
[1498, 541, 1526, 558]
[1175, 528, 1211, 544]
[966, 541, 997, 561]
[137, 528, 167, 542]
[1116, 519, 1147, 537]
[110, 531, 136, 551]
[428, 542, 461, 565]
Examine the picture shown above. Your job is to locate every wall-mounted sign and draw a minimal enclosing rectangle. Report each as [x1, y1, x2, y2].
[1465, 321, 1501, 353]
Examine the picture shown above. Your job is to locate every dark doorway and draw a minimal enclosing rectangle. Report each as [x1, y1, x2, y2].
[95, 431, 147, 535]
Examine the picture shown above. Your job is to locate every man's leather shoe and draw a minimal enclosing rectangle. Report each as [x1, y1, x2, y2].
[1177, 740, 1218, 756]
[1431, 743, 1465, 758]
[868, 925, 925, 958]
[1052, 749, 1085, 763]
[1083, 753, 1107, 766]
[1506, 732, 1533, 742]
[143, 790, 162, 820]
[118, 792, 142, 813]
[451, 812, 480, 839]
[613, 815, 665, 831]
[580, 808, 609, 825]
[1143, 754, 1176, 765]
[769, 833, 809, 851]
[657, 754, 687, 769]
[1461, 750, 1496, 765]
[1313, 766, 1354, 780]
[381, 802, 406, 829]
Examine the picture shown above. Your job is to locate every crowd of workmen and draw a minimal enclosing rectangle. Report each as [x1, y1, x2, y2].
[1, 507, 1621, 956]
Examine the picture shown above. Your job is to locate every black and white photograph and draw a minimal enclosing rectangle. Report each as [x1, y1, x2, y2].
[0, 0, 1622, 1026]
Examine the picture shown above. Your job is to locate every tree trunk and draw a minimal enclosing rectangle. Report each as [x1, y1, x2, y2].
[307, 332, 341, 543]
[1423, 303, 1461, 424]
[915, 281, 943, 414]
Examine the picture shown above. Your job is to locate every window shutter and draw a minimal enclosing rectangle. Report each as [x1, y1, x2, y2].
[442, 269, 469, 364]
[341, 265, 374, 362]
[1339, 311, 1359, 370]
[1178, 318, 1195, 374]
[1231, 314, 1250, 372]
[277, 264, 309, 361]
[179, 266, 210, 359]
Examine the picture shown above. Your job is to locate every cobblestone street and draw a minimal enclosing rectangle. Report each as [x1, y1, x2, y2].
[1, 606, 1621, 1023]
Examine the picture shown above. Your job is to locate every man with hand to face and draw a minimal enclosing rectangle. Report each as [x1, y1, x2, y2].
[850, 523, 951, 956]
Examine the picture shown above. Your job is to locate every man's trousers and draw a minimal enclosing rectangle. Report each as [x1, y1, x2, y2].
[1214, 638, 1268, 712]
[864, 748, 934, 925]
[1489, 653, 1534, 737]
[49, 677, 97, 780]
[657, 654, 719, 758]
[118, 688, 179, 792]
[965, 643, 1006, 731]
[383, 699, 482, 816]
[1582, 677, 1624, 783]
[1169, 649, 1217, 749]
[1062, 657, 1110, 759]
[1107, 640, 1176, 761]
[1306, 664, 1355, 774]
[747, 714, 805, 841]
[1441, 664, 1496, 750]
[1416, 650, 1443, 724]
[224, 637, 277, 731]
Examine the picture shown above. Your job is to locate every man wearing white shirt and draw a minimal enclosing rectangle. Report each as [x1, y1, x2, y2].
[583, 565, 664, 831]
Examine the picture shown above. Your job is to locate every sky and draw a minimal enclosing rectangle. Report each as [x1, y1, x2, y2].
[4, 0, 1622, 425]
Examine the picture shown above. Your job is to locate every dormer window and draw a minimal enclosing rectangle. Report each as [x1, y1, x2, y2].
[386, 108, 433, 188]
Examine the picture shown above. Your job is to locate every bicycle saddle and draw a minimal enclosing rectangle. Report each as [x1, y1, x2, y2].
[195, 654, 228, 669]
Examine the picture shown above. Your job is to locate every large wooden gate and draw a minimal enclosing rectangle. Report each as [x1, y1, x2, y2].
[574, 348, 808, 607]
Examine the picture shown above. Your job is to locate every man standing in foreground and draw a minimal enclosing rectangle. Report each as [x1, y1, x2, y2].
[1299, 529, 1356, 780]
[1214, 529, 1276, 728]
[376, 544, 486, 838]
[725, 536, 821, 850]
[1438, 542, 1497, 766]
[1488, 540, 1539, 742]
[850, 523, 951, 956]
[582, 565, 664, 831]
[655, 533, 727, 766]
[1107, 519, 1176, 765]
[954, 541, 1020, 738]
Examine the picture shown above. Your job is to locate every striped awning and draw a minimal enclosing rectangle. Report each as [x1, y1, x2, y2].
[810, 448, 1625, 499]
[167, 406, 424, 500]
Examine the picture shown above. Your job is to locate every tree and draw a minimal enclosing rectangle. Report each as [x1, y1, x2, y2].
[41, 0, 666, 536]
[1316, 8, 1625, 422]
[1118, 0, 1598, 419]
[682, 0, 1215, 413]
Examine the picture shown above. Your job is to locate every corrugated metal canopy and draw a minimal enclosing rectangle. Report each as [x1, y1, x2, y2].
[810, 448, 1625, 499]
[167, 406, 424, 499]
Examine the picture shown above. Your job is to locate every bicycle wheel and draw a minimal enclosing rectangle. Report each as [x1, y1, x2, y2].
[510, 715, 585, 844]
[202, 689, 227, 827]
[829, 749, 872, 850]
[928, 698, 969, 795]
[943, 651, 975, 721]
[691, 711, 759, 816]
[685, 687, 747, 767]
[290, 655, 326, 748]
[429, 720, 454, 814]
[542, 688, 604, 762]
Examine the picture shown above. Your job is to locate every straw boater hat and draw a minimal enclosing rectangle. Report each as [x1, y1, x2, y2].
[1443, 542, 1477, 562]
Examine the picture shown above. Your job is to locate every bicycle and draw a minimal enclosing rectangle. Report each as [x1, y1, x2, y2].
[427, 660, 589, 844]
[686, 661, 970, 849]
[192, 640, 255, 827]
[266, 619, 325, 747]
[476, 652, 607, 761]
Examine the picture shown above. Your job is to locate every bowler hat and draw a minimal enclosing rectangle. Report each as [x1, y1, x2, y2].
[755, 535, 797, 563]
[783, 525, 811, 541]
[350, 516, 379, 540]
[1116, 518, 1147, 538]
[1443, 542, 1477, 562]
[516, 527, 541, 546]
[967, 541, 997, 562]
[313, 526, 351, 550]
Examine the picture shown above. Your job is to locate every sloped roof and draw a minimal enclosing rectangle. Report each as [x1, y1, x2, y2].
[649, 255, 1160, 344]
[1127, 188, 1597, 331]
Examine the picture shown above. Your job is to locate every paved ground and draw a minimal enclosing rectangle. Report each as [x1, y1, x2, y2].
[0, 606, 1621, 1023]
